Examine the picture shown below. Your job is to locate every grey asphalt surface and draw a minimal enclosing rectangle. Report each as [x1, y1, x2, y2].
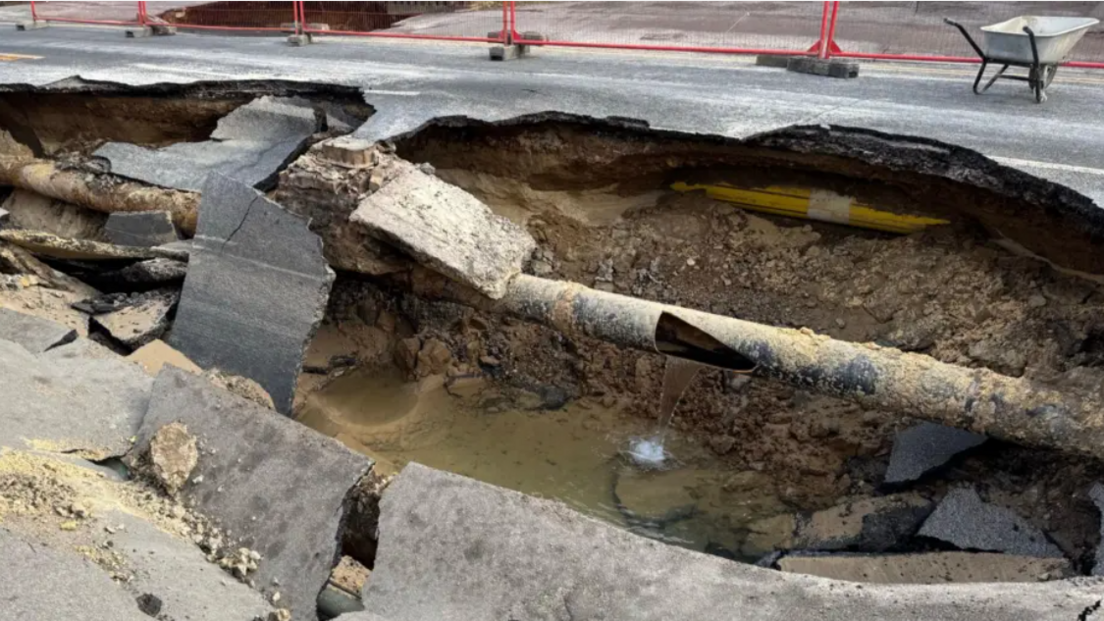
[1, 25, 1103, 206]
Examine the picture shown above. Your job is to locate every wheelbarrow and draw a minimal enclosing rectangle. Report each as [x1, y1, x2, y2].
[945, 16, 1099, 103]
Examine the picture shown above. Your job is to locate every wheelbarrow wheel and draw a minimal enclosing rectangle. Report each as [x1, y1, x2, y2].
[1034, 79, 1048, 103]
[1044, 64, 1058, 88]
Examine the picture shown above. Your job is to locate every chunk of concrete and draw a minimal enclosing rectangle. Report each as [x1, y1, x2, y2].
[104, 211, 179, 247]
[365, 463, 1101, 621]
[94, 97, 321, 192]
[0, 306, 76, 353]
[127, 339, 202, 376]
[168, 174, 334, 414]
[1089, 482, 1104, 575]
[129, 367, 373, 621]
[148, 422, 198, 496]
[918, 487, 1063, 558]
[0, 529, 150, 621]
[91, 289, 178, 349]
[351, 168, 536, 299]
[0, 229, 186, 261]
[884, 422, 987, 485]
[778, 551, 1074, 584]
[0, 337, 152, 458]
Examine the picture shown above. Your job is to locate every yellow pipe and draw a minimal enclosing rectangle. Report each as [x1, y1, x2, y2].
[671, 182, 948, 234]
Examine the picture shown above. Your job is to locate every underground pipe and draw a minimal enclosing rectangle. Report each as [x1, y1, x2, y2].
[0, 152, 199, 234]
[411, 268, 1104, 461]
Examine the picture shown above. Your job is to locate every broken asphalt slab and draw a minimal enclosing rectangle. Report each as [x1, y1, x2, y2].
[884, 422, 987, 485]
[351, 167, 536, 300]
[94, 96, 321, 192]
[90, 289, 178, 349]
[0, 335, 152, 458]
[104, 210, 179, 247]
[129, 367, 373, 621]
[365, 463, 1102, 621]
[0, 306, 76, 353]
[76, 257, 188, 290]
[168, 173, 334, 414]
[918, 487, 1064, 558]
[0, 528, 152, 621]
[0, 228, 188, 261]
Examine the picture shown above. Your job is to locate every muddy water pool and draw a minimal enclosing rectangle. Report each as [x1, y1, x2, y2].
[297, 367, 788, 558]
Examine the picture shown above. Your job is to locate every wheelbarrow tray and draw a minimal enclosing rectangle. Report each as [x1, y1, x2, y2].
[981, 16, 1099, 64]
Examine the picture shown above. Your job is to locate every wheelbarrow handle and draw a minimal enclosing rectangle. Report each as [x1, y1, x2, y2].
[1023, 26, 1040, 67]
[945, 17, 985, 59]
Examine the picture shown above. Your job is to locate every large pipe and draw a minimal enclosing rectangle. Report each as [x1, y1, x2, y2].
[0, 152, 199, 233]
[411, 268, 1104, 461]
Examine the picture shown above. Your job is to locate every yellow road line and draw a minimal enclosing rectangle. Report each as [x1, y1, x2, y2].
[0, 53, 41, 61]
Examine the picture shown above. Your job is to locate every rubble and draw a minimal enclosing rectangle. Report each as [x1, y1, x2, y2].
[148, 422, 199, 497]
[90, 289, 178, 349]
[0, 240, 101, 295]
[918, 487, 1063, 558]
[0, 306, 77, 352]
[104, 210, 179, 247]
[129, 367, 373, 621]
[351, 167, 536, 300]
[884, 423, 987, 485]
[94, 97, 321, 192]
[365, 463, 1101, 621]
[0, 229, 187, 261]
[169, 174, 334, 414]
[777, 551, 1074, 584]
[0, 188, 108, 240]
[1089, 482, 1104, 575]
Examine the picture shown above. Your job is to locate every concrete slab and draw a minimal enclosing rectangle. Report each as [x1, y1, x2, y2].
[0, 528, 150, 621]
[104, 211, 179, 247]
[884, 423, 987, 485]
[129, 367, 373, 621]
[168, 174, 334, 414]
[1089, 482, 1104, 576]
[365, 463, 1102, 621]
[91, 289, 178, 349]
[94, 97, 320, 192]
[0, 337, 152, 458]
[351, 167, 536, 300]
[778, 551, 1073, 584]
[0, 306, 76, 353]
[918, 487, 1063, 558]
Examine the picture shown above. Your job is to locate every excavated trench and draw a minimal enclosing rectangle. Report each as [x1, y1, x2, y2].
[5, 85, 1104, 587]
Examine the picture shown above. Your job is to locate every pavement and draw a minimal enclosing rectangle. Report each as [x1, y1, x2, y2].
[0, 25, 1103, 207]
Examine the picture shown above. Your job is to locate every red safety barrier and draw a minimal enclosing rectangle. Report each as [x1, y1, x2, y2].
[146, 1, 299, 33]
[300, 1, 506, 43]
[29, 1, 142, 26]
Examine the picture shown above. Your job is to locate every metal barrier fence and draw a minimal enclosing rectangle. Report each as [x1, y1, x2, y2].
[11, 1, 1104, 69]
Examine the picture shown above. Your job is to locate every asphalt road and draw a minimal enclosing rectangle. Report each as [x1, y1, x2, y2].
[1, 25, 1103, 206]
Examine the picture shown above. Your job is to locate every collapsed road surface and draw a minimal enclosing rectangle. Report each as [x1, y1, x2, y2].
[5, 27, 1104, 621]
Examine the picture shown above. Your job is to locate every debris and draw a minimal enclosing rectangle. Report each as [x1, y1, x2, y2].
[169, 174, 334, 414]
[1088, 482, 1104, 576]
[918, 487, 1063, 558]
[127, 339, 203, 376]
[884, 423, 987, 485]
[0, 188, 108, 240]
[0, 229, 186, 261]
[0, 337, 152, 458]
[777, 551, 1073, 584]
[90, 289, 178, 349]
[104, 211, 179, 247]
[203, 368, 276, 410]
[129, 367, 373, 621]
[148, 423, 198, 497]
[0, 307, 77, 353]
[0, 240, 101, 296]
[351, 167, 536, 300]
[94, 97, 321, 193]
[364, 463, 1098, 621]
[135, 593, 162, 617]
[84, 258, 188, 289]
[0, 207, 8, 225]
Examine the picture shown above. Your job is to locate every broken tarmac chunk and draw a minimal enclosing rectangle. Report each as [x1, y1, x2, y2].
[918, 487, 1063, 558]
[82, 258, 188, 290]
[148, 422, 198, 497]
[0, 337, 152, 458]
[364, 464, 1101, 621]
[0, 229, 187, 261]
[129, 367, 373, 621]
[169, 174, 334, 414]
[884, 422, 986, 485]
[94, 96, 321, 192]
[90, 289, 178, 350]
[777, 551, 1073, 584]
[104, 211, 179, 247]
[351, 167, 536, 300]
[0, 306, 77, 353]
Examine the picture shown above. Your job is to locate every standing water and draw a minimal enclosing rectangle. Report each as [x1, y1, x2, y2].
[627, 357, 704, 469]
[297, 366, 787, 557]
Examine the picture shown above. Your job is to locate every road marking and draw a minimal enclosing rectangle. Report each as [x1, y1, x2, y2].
[989, 156, 1104, 177]
[0, 53, 41, 61]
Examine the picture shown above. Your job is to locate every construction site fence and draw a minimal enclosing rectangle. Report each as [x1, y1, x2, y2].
[16, 1, 1104, 69]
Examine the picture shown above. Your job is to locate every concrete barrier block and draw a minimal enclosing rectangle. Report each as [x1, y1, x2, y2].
[787, 56, 860, 79]
[15, 21, 48, 30]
